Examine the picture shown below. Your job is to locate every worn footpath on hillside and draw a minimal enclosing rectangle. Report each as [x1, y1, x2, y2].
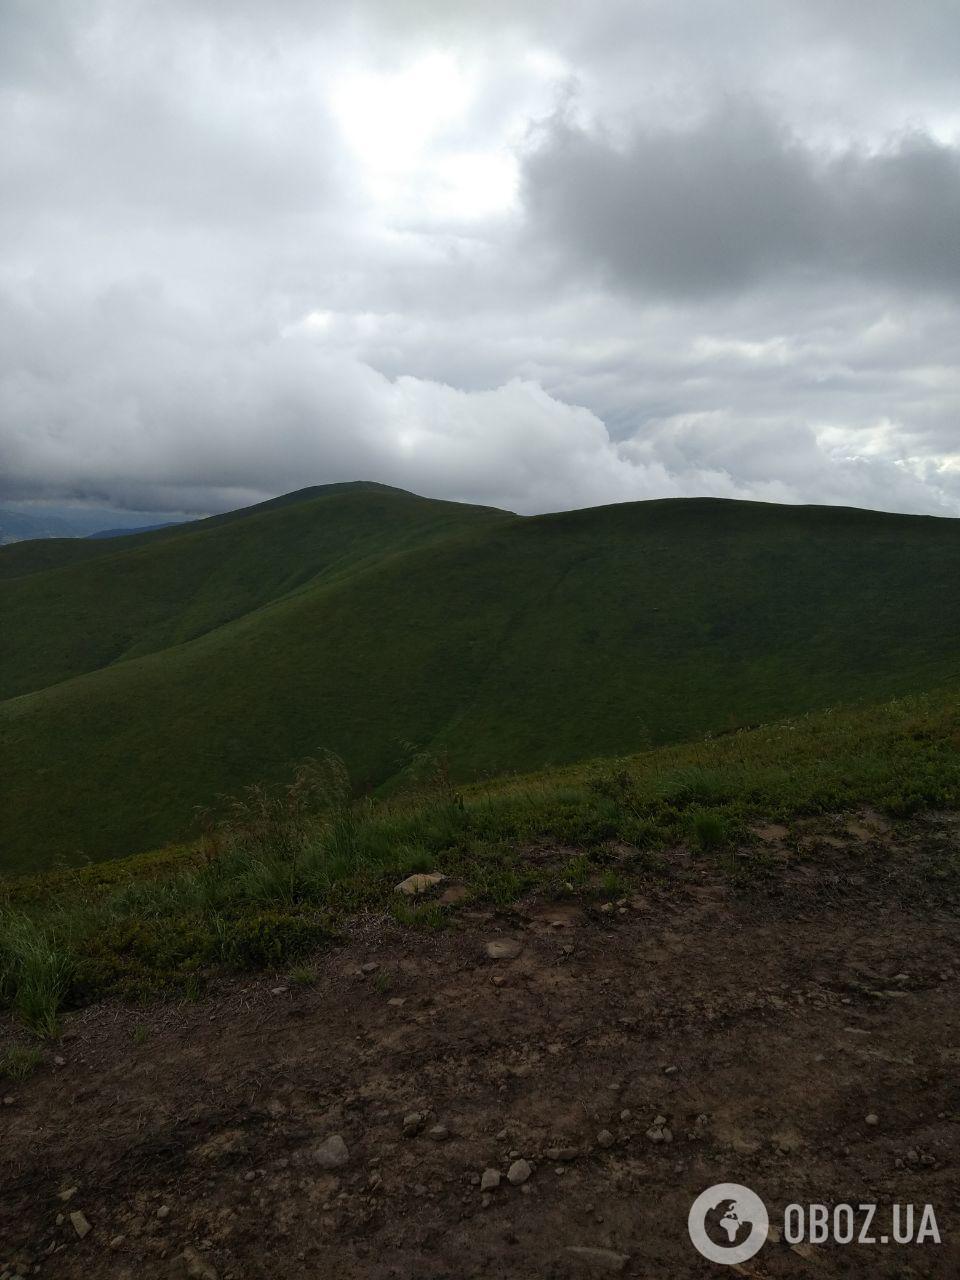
[2, 813, 960, 1278]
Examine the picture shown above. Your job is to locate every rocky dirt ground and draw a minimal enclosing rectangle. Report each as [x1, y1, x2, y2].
[2, 811, 960, 1278]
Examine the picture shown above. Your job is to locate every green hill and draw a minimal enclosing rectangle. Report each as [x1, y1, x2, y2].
[3, 484, 960, 873]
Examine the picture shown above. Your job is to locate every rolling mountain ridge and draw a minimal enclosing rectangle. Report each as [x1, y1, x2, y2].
[2, 482, 959, 873]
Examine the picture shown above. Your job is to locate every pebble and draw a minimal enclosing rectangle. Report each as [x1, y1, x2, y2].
[360, 961, 379, 974]
[619, 1110, 632, 1121]
[156, 1204, 170, 1220]
[57, 1186, 78, 1202]
[109, 1235, 125, 1249]
[387, 997, 406, 1006]
[53, 1056, 66, 1067]
[395, 872, 445, 896]
[428, 1125, 449, 1142]
[314, 1134, 350, 1169]
[403, 1111, 427, 1137]
[270, 987, 288, 996]
[485, 939, 522, 961]
[507, 1158, 532, 1185]
[545, 1146, 578, 1162]
[865, 1113, 879, 1126]
[480, 1168, 501, 1191]
[596, 1129, 615, 1149]
[69, 1210, 91, 1239]
[176, 1246, 220, 1280]
[1, 1095, 15, 1106]
[663, 1065, 679, 1076]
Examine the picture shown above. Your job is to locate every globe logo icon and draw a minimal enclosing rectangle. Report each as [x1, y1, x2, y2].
[688, 1183, 770, 1264]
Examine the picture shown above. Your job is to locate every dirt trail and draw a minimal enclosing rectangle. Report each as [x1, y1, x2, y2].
[3, 824, 960, 1278]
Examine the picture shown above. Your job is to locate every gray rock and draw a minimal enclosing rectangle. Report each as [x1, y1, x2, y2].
[596, 1129, 615, 1149]
[395, 872, 445, 896]
[402, 1111, 427, 1136]
[564, 1246, 630, 1272]
[507, 1158, 532, 1185]
[69, 1211, 91, 1239]
[360, 961, 379, 974]
[480, 1168, 501, 1191]
[428, 1124, 449, 1141]
[486, 938, 522, 961]
[314, 1134, 349, 1169]
[173, 1247, 219, 1280]
[157, 1204, 170, 1219]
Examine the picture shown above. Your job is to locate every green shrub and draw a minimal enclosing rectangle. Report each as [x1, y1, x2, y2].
[215, 911, 333, 971]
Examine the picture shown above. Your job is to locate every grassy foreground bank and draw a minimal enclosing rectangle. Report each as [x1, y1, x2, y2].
[2, 687, 960, 1048]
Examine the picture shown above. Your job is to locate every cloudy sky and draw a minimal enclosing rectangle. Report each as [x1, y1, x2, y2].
[2, 0, 959, 520]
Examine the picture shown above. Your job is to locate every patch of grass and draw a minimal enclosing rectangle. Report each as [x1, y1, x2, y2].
[0, 1042, 43, 1082]
[0, 688, 959, 1014]
[688, 808, 733, 851]
[0, 914, 74, 1036]
[289, 966, 316, 988]
[131, 1024, 150, 1045]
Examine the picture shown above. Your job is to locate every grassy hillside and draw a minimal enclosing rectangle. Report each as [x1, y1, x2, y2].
[0, 482, 510, 698]
[2, 686, 959, 1031]
[3, 486, 960, 873]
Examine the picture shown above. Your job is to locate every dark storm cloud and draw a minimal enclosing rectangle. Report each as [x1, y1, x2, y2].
[0, 0, 958, 520]
[522, 103, 960, 298]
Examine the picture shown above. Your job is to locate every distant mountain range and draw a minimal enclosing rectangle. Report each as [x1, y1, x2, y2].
[2, 480, 959, 874]
[0, 506, 186, 545]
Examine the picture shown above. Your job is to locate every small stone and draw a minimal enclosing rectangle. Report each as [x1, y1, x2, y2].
[156, 1204, 170, 1220]
[395, 872, 445, 896]
[619, 1110, 632, 1121]
[596, 1129, 615, 1149]
[244, 1171, 256, 1182]
[564, 1246, 630, 1272]
[57, 1186, 78, 1202]
[2, 1095, 14, 1106]
[387, 996, 406, 1006]
[480, 1168, 501, 1191]
[53, 1055, 66, 1067]
[56, 1212, 64, 1225]
[663, 1065, 679, 1076]
[653, 1115, 667, 1126]
[175, 1247, 219, 1280]
[314, 1134, 349, 1169]
[109, 1235, 125, 1250]
[491, 975, 507, 987]
[598, 903, 614, 914]
[69, 1210, 91, 1238]
[403, 1111, 426, 1136]
[361, 961, 379, 974]
[428, 1124, 449, 1141]
[865, 1113, 879, 1126]
[270, 986, 288, 995]
[507, 1158, 532, 1185]
[485, 939, 522, 961]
